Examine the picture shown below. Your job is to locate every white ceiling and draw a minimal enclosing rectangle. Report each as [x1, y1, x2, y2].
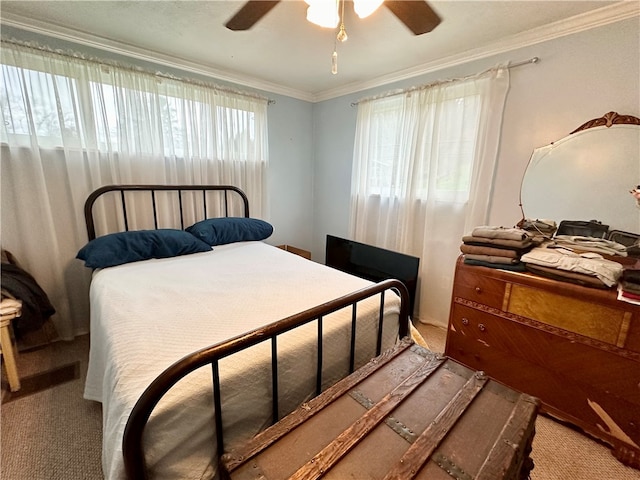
[0, 1, 636, 102]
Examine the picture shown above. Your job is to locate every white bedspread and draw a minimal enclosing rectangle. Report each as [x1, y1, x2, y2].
[83, 242, 400, 479]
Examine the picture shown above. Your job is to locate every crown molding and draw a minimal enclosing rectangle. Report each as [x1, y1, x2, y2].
[312, 1, 640, 102]
[1, 2, 637, 104]
[0, 12, 316, 103]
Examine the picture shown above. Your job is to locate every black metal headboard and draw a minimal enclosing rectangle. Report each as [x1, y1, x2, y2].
[84, 185, 250, 241]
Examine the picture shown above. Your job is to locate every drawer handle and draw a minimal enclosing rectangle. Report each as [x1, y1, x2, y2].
[462, 318, 469, 325]
[478, 323, 486, 332]
[475, 287, 482, 293]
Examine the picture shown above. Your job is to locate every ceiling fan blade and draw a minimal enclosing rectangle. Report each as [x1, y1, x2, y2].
[225, 1, 281, 31]
[384, 1, 441, 35]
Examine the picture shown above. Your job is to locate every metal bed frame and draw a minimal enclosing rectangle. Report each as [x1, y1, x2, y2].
[123, 278, 410, 479]
[82, 184, 411, 480]
[84, 184, 249, 241]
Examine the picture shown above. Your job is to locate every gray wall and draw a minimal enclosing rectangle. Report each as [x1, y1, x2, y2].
[266, 95, 314, 248]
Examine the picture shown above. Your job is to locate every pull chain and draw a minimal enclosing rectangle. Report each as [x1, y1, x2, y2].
[331, 0, 347, 75]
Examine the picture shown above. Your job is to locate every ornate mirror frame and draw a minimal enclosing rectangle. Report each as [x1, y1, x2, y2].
[519, 111, 640, 235]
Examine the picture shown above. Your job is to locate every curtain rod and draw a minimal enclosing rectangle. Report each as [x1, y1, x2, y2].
[351, 56, 540, 107]
[1, 36, 276, 105]
[509, 56, 540, 68]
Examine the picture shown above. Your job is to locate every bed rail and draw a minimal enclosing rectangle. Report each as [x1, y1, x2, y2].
[84, 184, 250, 240]
[123, 279, 410, 479]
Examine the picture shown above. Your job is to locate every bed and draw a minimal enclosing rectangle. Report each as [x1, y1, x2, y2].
[79, 185, 413, 480]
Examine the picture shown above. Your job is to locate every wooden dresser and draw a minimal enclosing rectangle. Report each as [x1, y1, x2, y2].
[445, 256, 640, 469]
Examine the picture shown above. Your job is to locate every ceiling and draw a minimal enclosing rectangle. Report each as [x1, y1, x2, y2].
[0, 1, 635, 102]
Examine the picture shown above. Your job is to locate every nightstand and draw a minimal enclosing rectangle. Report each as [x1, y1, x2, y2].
[276, 244, 311, 260]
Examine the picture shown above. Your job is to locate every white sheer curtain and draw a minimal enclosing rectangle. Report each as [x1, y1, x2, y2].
[350, 67, 510, 327]
[0, 41, 269, 339]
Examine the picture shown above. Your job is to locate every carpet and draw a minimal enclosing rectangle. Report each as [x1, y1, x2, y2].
[1, 361, 80, 403]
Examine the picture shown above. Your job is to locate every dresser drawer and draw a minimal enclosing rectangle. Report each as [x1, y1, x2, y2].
[506, 284, 630, 346]
[452, 266, 506, 310]
[448, 257, 640, 468]
[447, 303, 640, 406]
[446, 319, 640, 452]
[446, 305, 640, 449]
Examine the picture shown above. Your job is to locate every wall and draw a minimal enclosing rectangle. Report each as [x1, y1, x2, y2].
[492, 17, 639, 229]
[311, 18, 640, 277]
[265, 95, 314, 249]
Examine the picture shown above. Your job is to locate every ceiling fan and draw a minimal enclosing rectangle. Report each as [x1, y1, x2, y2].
[225, 0, 442, 36]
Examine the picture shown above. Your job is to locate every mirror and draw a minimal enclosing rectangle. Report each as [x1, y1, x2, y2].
[520, 112, 640, 235]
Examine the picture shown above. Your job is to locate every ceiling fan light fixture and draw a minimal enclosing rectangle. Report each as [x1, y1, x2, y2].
[353, 0, 384, 19]
[305, 0, 339, 28]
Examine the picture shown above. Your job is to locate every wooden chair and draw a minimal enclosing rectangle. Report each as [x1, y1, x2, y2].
[0, 298, 22, 392]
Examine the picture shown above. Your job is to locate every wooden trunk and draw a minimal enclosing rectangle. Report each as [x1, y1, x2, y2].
[446, 256, 640, 469]
[220, 339, 540, 480]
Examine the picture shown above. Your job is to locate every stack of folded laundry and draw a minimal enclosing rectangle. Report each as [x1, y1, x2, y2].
[520, 247, 623, 289]
[517, 218, 557, 245]
[461, 226, 535, 271]
[618, 267, 640, 303]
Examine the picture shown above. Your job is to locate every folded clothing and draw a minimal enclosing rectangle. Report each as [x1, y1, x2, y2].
[471, 226, 534, 242]
[519, 218, 557, 234]
[462, 235, 533, 252]
[520, 247, 622, 287]
[463, 254, 520, 265]
[518, 219, 557, 246]
[463, 257, 526, 271]
[621, 280, 640, 294]
[621, 289, 640, 301]
[622, 268, 640, 284]
[525, 264, 608, 289]
[551, 235, 627, 257]
[461, 226, 537, 269]
[460, 244, 519, 259]
[1, 262, 56, 337]
[0, 298, 23, 315]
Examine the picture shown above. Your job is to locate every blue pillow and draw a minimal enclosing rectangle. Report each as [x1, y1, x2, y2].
[77, 229, 212, 268]
[186, 217, 273, 246]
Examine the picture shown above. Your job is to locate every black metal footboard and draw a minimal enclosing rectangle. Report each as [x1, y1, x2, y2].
[123, 279, 410, 479]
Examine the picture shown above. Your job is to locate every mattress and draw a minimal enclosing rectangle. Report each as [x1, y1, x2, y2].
[83, 241, 401, 479]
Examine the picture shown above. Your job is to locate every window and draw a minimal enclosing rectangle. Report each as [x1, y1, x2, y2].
[1, 56, 266, 163]
[1, 64, 81, 147]
[350, 67, 510, 327]
[360, 93, 480, 202]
